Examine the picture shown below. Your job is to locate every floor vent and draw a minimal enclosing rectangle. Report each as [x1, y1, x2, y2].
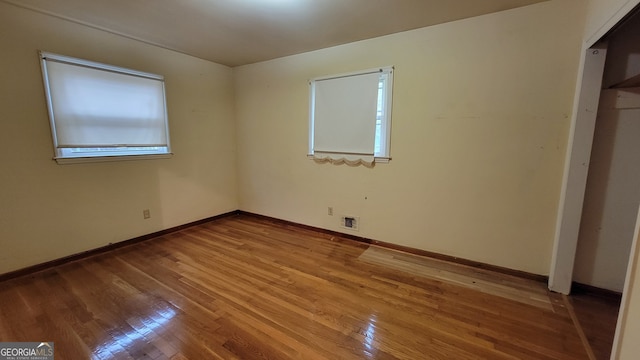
[340, 216, 359, 231]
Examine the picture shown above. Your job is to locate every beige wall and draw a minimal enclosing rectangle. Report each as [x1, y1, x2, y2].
[234, 0, 586, 275]
[0, 2, 238, 275]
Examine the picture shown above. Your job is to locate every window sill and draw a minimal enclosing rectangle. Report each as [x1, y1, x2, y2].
[54, 153, 173, 165]
[306, 154, 391, 163]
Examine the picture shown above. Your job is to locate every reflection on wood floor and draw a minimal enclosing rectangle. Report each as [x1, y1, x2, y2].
[0, 214, 618, 359]
[359, 247, 553, 311]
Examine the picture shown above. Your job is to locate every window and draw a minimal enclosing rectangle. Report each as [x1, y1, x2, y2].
[309, 67, 393, 165]
[39, 51, 172, 164]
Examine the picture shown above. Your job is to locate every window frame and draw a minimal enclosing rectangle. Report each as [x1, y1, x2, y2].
[39, 51, 172, 164]
[308, 66, 393, 163]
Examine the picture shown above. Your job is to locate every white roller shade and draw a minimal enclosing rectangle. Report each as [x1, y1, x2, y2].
[43, 56, 168, 148]
[312, 71, 380, 158]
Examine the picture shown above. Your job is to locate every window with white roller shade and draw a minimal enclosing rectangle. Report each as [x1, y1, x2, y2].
[40, 51, 171, 164]
[309, 67, 393, 166]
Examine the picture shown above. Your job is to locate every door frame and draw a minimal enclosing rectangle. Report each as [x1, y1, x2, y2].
[548, 44, 607, 294]
[548, 0, 640, 295]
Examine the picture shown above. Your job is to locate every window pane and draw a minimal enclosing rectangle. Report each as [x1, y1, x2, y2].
[59, 146, 168, 158]
[375, 77, 384, 155]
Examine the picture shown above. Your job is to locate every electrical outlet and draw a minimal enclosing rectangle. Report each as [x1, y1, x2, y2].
[143, 209, 150, 219]
[328, 207, 333, 216]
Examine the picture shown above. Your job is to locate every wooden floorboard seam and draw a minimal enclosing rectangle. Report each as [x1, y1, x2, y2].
[563, 294, 598, 360]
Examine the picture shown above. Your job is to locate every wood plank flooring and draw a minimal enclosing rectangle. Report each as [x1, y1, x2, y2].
[359, 247, 553, 311]
[568, 287, 620, 360]
[0, 214, 610, 359]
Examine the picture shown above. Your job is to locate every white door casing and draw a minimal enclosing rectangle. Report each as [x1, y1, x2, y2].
[548, 44, 607, 294]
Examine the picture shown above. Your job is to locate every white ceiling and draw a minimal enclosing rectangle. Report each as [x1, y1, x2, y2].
[4, 0, 546, 67]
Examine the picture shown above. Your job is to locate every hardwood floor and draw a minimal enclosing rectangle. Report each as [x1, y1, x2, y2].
[568, 287, 621, 360]
[0, 214, 614, 359]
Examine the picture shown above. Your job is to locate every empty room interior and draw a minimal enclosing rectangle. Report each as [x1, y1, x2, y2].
[3, 0, 640, 359]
